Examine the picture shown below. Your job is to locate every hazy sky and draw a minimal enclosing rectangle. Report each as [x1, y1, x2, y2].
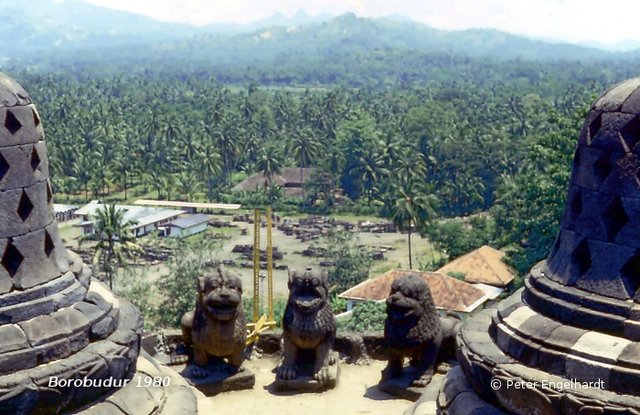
[79, 0, 640, 44]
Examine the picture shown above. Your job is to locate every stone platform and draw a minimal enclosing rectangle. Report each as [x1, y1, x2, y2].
[273, 351, 340, 392]
[180, 363, 255, 396]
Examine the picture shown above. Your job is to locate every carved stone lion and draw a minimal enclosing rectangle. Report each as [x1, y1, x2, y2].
[382, 274, 444, 387]
[277, 268, 336, 385]
[181, 266, 247, 378]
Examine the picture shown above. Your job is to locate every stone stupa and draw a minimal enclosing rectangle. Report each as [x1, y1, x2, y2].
[430, 79, 640, 414]
[0, 74, 209, 414]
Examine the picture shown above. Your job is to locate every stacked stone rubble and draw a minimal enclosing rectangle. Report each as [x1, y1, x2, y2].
[431, 79, 640, 415]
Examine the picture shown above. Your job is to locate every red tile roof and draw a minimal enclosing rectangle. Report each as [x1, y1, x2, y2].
[339, 269, 488, 313]
[436, 245, 515, 288]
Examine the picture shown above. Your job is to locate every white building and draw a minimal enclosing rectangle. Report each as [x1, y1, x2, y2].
[75, 201, 184, 237]
[162, 214, 210, 238]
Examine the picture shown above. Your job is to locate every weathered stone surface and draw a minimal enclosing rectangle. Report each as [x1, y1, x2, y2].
[273, 352, 337, 392]
[594, 78, 640, 112]
[182, 363, 255, 396]
[378, 366, 428, 401]
[0, 325, 28, 355]
[275, 268, 337, 388]
[0, 105, 40, 148]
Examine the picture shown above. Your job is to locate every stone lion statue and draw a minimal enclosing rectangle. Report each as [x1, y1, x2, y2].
[181, 266, 247, 378]
[382, 274, 451, 387]
[277, 268, 336, 385]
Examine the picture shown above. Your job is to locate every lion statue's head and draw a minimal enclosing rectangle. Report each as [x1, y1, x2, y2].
[385, 274, 440, 346]
[197, 266, 243, 321]
[287, 268, 329, 314]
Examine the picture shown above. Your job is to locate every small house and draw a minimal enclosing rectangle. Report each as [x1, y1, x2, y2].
[338, 269, 491, 317]
[163, 214, 210, 238]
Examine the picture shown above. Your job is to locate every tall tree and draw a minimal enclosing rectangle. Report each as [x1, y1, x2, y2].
[81, 204, 143, 290]
[390, 179, 439, 269]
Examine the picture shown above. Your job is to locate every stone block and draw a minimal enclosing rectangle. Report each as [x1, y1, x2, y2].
[19, 314, 67, 346]
[565, 355, 610, 388]
[0, 346, 36, 375]
[0, 324, 28, 354]
[106, 377, 160, 415]
[571, 147, 609, 191]
[34, 337, 72, 365]
[590, 112, 635, 153]
[0, 296, 55, 324]
[0, 105, 40, 148]
[182, 363, 256, 396]
[0, 145, 46, 191]
[594, 79, 640, 112]
[11, 227, 61, 290]
[609, 366, 640, 395]
[622, 86, 640, 114]
[0, 187, 30, 237]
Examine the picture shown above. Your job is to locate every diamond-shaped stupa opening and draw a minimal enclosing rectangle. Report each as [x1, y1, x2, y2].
[588, 113, 603, 144]
[46, 181, 53, 204]
[17, 190, 33, 221]
[621, 252, 640, 301]
[602, 197, 628, 240]
[570, 189, 582, 220]
[0, 152, 8, 181]
[44, 230, 54, 257]
[621, 115, 640, 151]
[593, 154, 612, 184]
[570, 239, 592, 279]
[1, 241, 23, 277]
[4, 110, 21, 135]
[32, 108, 40, 127]
[30, 146, 41, 171]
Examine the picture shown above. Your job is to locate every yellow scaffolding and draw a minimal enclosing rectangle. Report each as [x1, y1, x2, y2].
[247, 208, 276, 345]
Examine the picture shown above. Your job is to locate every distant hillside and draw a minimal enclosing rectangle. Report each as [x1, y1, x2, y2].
[0, 0, 201, 56]
[3, 3, 638, 87]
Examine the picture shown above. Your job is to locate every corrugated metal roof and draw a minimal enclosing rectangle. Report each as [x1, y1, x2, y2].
[134, 200, 241, 210]
[169, 214, 210, 229]
[75, 201, 184, 230]
[338, 269, 488, 313]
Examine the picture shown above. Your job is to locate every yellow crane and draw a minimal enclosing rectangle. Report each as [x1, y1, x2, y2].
[246, 207, 276, 345]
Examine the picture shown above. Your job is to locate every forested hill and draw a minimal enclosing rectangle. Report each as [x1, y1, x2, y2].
[4, 1, 637, 81]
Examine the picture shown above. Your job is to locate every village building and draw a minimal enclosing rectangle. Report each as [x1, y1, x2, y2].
[74, 200, 184, 237]
[338, 269, 491, 317]
[232, 167, 315, 197]
[53, 203, 79, 222]
[161, 213, 210, 238]
[436, 245, 515, 290]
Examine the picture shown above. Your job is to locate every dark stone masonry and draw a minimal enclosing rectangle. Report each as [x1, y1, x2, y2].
[0, 74, 209, 415]
[410, 79, 640, 414]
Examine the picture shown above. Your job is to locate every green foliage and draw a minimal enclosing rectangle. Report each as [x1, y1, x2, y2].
[154, 241, 220, 328]
[80, 204, 143, 290]
[429, 215, 497, 260]
[114, 268, 157, 331]
[243, 298, 288, 327]
[492, 108, 587, 284]
[324, 230, 372, 294]
[447, 271, 466, 281]
[338, 301, 387, 333]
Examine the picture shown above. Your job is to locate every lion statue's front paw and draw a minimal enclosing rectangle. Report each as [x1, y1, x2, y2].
[314, 366, 331, 385]
[191, 365, 209, 379]
[277, 364, 298, 380]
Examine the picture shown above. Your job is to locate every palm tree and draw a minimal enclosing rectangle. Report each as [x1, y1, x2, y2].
[289, 131, 321, 198]
[81, 204, 143, 290]
[390, 178, 439, 269]
[256, 146, 283, 205]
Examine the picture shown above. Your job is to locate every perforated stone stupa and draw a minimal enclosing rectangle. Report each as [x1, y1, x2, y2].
[0, 73, 210, 415]
[429, 79, 640, 414]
